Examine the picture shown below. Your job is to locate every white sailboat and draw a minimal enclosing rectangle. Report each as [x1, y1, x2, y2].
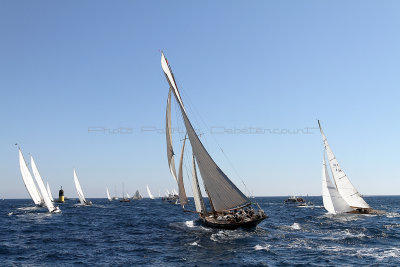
[146, 185, 155, 199]
[46, 182, 54, 202]
[161, 52, 266, 228]
[106, 188, 112, 201]
[73, 169, 92, 206]
[318, 121, 380, 214]
[31, 156, 61, 213]
[18, 148, 43, 206]
[322, 151, 353, 214]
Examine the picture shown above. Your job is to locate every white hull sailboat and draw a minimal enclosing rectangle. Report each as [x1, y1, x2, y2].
[73, 169, 92, 206]
[106, 188, 112, 201]
[18, 148, 44, 207]
[146, 185, 155, 199]
[161, 52, 266, 229]
[318, 121, 382, 214]
[31, 156, 61, 213]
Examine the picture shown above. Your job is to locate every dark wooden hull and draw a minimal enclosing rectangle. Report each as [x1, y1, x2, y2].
[348, 208, 385, 215]
[201, 215, 267, 230]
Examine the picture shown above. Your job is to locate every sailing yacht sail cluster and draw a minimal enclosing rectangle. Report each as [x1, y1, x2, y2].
[18, 148, 61, 213]
[318, 121, 381, 214]
[161, 52, 267, 229]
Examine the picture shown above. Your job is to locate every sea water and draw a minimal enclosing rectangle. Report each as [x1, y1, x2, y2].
[0, 196, 399, 266]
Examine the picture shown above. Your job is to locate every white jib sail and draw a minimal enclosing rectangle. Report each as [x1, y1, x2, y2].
[322, 152, 353, 214]
[46, 182, 54, 202]
[106, 188, 112, 201]
[18, 149, 42, 205]
[146, 185, 155, 199]
[318, 121, 370, 209]
[192, 155, 206, 214]
[126, 193, 130, 199]
[30, 156, 56, 212]
[73, 169, 86, 205]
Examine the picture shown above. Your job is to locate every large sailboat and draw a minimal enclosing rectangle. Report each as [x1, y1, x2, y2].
[18, 148, 44, 207]
[73, 169, 92, 206]
[318, 121, 382, 214]
[30, 156, 61, 213]
[161, 52, 267, 229]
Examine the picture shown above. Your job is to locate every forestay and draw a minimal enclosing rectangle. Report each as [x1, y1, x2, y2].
[161, 53, 250, 212]
[322, 152, 353, 214]
[318, 121, 370, 209]
[18, 149, 42, 205]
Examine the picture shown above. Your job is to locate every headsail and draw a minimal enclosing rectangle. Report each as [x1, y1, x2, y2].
[322, 152, 353, 214]
[192, 155, 206, 214]
[146, 185, 155, 199]
[161, 52, 250, 212]
[73, 169, 87, 205]
[318, 121, 370, 209]
[31, 156, 57, 212]
[106, 188, 112, 201]
[46, 182, 54, 202]
[166, 89, 178, 183]
[177, 137, 188, 207]
[18, 149, 42, 205]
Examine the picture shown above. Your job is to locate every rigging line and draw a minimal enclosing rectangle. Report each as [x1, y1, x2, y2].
[178, 86, 253, 198]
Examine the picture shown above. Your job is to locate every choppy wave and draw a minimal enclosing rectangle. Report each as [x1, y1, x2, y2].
[1, 196, 399, 265]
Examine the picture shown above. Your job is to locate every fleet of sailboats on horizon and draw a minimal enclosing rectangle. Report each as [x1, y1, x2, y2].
[12, 54, 385, 225]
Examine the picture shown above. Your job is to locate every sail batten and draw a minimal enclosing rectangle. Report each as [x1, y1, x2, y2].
[18, 149, 42, 205]
[177, 137, 188, 207]
[161, 53, 250, 212]
[318, 121, 370, 209]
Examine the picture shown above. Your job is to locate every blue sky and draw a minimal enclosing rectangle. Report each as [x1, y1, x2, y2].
[1, 1, 399, 199]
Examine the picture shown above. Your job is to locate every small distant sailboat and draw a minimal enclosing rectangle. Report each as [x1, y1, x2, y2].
[46, 182, 54, 202]
[146, 185, 155, 199]
[106, 188, 112, 201]
[132, 190, 142, 200]
[126, 193, 131, 199]
[120, 184, 130, 202]
[161, 52, 267, 229]
[73, 169, 92, 206]
[318, 121, 382, 214]
[18, 148, 44, 207]
[30, 156, 61, 213]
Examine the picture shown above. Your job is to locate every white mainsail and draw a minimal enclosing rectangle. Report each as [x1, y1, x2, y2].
[46, 182, 54, 202]
[73, 169, 87, 205]
[318, 121, 370, 209]
[177, 137, 188, 207]
[161, 52, 250, 212]
[166, 89, 179, 184]
[106, 188, 112, 201]
[192, 155, 206, 214]
[322, 152, 353, 214]
[31, 156, 57, 213]
[146, 185, 155, 199]
[18, 149, 42, 205]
